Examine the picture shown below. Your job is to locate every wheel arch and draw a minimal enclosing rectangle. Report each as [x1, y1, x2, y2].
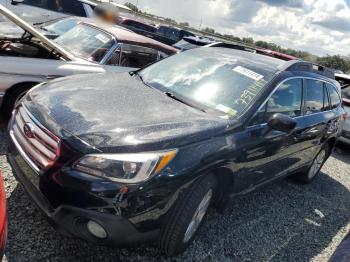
[209, 166, 236, 213]
[0, 81, 40, 120]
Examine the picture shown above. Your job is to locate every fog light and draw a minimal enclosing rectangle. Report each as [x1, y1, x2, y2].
[87, 220, 107, 239]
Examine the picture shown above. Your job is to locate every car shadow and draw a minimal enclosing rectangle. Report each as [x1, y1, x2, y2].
[4, 171, 350, 261]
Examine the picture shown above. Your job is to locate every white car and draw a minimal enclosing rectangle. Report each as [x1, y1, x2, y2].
[0, 0, 97, 23]
[335, 73, 350, 144]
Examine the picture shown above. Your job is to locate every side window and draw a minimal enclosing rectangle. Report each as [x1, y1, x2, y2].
[327, 84, 341, 109]
[304, 79, 325, 115]
[22, 0, 49, 9]
[107, 45, 158, 68]
[106, 47, 121, 66]
[33, 0, 85, 16]
[251, 79, 303, 125]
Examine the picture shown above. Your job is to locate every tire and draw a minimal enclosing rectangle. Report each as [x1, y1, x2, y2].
[158, 175, 217, 256]
[292, 144, 329, 184]
[1, 83, 34, 121]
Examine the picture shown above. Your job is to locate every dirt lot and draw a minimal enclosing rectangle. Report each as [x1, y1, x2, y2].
[1, 125, 350, 261]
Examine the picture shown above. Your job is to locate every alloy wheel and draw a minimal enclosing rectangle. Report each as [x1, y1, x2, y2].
[183, 189, 213, 243]
[308, 149, 326, 180]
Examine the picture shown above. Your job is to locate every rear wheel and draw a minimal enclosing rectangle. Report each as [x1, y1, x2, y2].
[293, 145, 329, 184]
[158, 175, 217, 256]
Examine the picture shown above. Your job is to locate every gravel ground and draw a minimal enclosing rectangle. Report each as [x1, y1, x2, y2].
[1, 124, 350, 262]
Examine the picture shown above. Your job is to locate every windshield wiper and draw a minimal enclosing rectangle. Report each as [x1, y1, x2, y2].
[164, 92, 206, 113]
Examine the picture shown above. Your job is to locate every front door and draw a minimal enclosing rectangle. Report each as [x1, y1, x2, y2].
[233, 78, 306, 192]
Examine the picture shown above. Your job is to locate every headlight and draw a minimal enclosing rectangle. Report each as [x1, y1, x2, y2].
[73, 149, 178, 183]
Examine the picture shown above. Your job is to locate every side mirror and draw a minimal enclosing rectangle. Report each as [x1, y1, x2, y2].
[11, 0, 24, 5]
[267, 113, 297, 133]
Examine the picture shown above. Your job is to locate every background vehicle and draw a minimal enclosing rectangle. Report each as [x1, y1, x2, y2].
[173, 36, 216, 51]
[156, 25, 195, 45]
[7, 47, 344, 256]
[329, 232, 350, 262]
[257, 49, 298, 61]
[54, 21, 177, 66]
[0, 0, 97, 23]
[335, 73, 350, 144]
[0, 15, 134, 40]
[118, 17, 189, 46]
[0, 172, 6, 260]
[0, 5, 176, 120]
[119, 17, 158, 38]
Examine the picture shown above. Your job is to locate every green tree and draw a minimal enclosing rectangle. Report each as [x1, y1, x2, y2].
[203, 27, 215, 34]
[242, 37, 254, 45]
[179, 22, 190, 27]
[124, 2, 139, 12]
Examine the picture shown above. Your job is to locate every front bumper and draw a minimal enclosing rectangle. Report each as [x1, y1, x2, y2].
[7, 144, 158, 246]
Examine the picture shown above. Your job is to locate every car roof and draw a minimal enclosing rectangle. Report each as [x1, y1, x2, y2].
[81, 22, 178, 55]
[207, 47, 287, 70]
[78, 0, 98, 6]
[199, 47, 336, 82]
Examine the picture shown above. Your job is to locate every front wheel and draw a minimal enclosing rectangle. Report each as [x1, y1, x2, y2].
[158, 175, 217, 256]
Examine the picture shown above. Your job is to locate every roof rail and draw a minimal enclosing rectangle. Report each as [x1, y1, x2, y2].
[205, 42, 258, 53]
[206, 43, 299, 61]
[283, 61, 335, 79]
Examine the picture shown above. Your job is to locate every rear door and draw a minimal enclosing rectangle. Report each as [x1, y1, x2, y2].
[298, 79, 340, 165]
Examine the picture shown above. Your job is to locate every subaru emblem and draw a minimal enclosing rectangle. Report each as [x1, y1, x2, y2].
[23, 123, 35, 139]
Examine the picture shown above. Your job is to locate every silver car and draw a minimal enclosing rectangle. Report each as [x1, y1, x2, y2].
[336, 73, 350, 144]
[0, 4, 133, 120]
[0, 0, 96, 23]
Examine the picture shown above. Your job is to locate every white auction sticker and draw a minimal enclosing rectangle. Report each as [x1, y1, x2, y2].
[233, 66, 264, 81]
[95, 34, 110, 44]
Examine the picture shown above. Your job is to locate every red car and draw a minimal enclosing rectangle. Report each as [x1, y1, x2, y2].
[257, 49, 298, 61]
[0, 172, 6, 259]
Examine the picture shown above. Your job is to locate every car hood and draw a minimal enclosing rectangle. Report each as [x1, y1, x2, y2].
[0, 5, 74, 61]
[23, 73, 229, 152]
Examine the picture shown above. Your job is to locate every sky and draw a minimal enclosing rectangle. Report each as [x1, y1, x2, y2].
[122, 0, 350, 57]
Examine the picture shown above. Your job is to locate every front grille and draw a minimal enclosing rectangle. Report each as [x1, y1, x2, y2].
[9, 105, 60, 174]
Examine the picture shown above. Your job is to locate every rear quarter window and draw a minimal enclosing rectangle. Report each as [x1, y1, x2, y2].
[327, 84, 341, 109]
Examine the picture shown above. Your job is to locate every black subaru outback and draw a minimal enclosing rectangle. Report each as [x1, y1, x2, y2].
[7, 47, 345, 256]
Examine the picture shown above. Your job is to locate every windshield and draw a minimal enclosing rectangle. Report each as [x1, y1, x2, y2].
[42, 18, 79, 36]
[55, 24, 114, 63]
[139, 48, 276, 117]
